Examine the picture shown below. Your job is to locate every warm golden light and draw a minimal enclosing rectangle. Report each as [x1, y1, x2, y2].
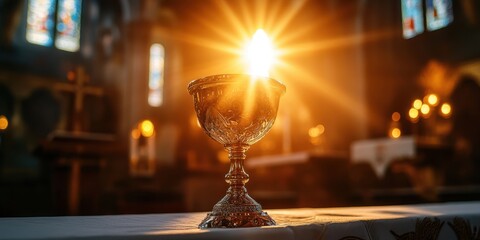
[140, 120, 155, 138]
[217, 150, 229, 164]
[67, 71, 75, 81]
[440, 103, 452, 117]
[190, 114, 202, 129]
[0, 115, 8, 130]
[413, 99, 422, 110]
[175, 0, 390, 130]
[308, 124, 325, 138]
[246, 29, 274, 77]
[409, 108, 419, 120]
[392, 112, 401, 122]
[420, 104, 430, 115]
[391, 128, 401, 139]
[427, 94, 439, 106]
[131, 129, 141, 139]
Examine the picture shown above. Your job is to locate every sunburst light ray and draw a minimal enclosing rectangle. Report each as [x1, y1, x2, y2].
[177, 0, 393, 122]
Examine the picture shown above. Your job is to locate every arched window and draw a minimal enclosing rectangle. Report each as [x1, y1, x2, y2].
[26, 0, 82, 52]
[148, 43, 165, 107]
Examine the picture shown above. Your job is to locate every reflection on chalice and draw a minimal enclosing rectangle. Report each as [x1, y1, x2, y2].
[188, 74, 285, 228]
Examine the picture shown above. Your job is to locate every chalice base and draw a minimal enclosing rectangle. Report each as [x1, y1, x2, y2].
[198, 190, 276, 228]
[199, 210, 276, 228]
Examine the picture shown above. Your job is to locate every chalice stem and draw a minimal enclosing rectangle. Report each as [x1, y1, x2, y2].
[225, 144, 250, 191]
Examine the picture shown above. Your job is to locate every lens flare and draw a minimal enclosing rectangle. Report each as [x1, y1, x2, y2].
[176, 0, 395, 129]
[246, 29, 274, 77]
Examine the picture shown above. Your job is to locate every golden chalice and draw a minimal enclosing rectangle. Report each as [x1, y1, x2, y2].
[188, 74, 285, 228]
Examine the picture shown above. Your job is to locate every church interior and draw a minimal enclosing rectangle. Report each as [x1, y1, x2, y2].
[0, 0, 479, 217]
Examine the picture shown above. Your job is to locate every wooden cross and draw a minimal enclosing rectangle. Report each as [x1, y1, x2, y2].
[55, 66, 104, 132]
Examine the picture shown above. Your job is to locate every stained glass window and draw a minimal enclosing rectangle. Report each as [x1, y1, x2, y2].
[148, 43, 165, 107]
[426, 0, 453, 31]
[55, 0, 82, 52]
[26, 0, 56, 46]
[401, 0, 424, 39]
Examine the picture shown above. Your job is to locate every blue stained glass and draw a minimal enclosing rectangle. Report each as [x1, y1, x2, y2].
[426, 0, 454, 31]
[55, 0, 82, 52]
[401, 0, 424, 39]
[26, 0, 56, 46]
[148, 44, 165, 107]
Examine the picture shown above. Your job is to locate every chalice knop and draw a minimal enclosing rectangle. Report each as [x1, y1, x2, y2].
[188, 74, 285, 228]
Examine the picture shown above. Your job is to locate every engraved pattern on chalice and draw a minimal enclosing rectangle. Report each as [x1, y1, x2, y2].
[188, 74, 285, 228]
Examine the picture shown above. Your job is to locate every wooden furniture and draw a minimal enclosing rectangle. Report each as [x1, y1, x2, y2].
[40, 131, 118, 215]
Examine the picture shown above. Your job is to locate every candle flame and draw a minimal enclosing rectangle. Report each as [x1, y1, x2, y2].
[246, 29, 274, 77]
[0, 115, 8, 130]
[420, 103, 430, 116]
[409, 108, 419, 120]
[390, 127, 401, 139]
[440, 103, 452, 117]
[140, 120, 155, 138]
[413, 99, 422, 110]
[427, 94, 438, 106]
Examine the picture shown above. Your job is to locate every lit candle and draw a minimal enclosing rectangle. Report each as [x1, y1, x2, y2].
[0, 115, 8, 130]
[440, 102, 452, 118]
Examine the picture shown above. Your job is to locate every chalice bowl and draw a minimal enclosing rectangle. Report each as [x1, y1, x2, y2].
[188, 74, 285, 228]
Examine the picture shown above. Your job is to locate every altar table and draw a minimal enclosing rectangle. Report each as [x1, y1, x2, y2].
[1, 201, 480, 240]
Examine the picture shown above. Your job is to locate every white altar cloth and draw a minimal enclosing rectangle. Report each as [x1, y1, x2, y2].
[1, 201, 480, 240]
[351, 136, 416, 178]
